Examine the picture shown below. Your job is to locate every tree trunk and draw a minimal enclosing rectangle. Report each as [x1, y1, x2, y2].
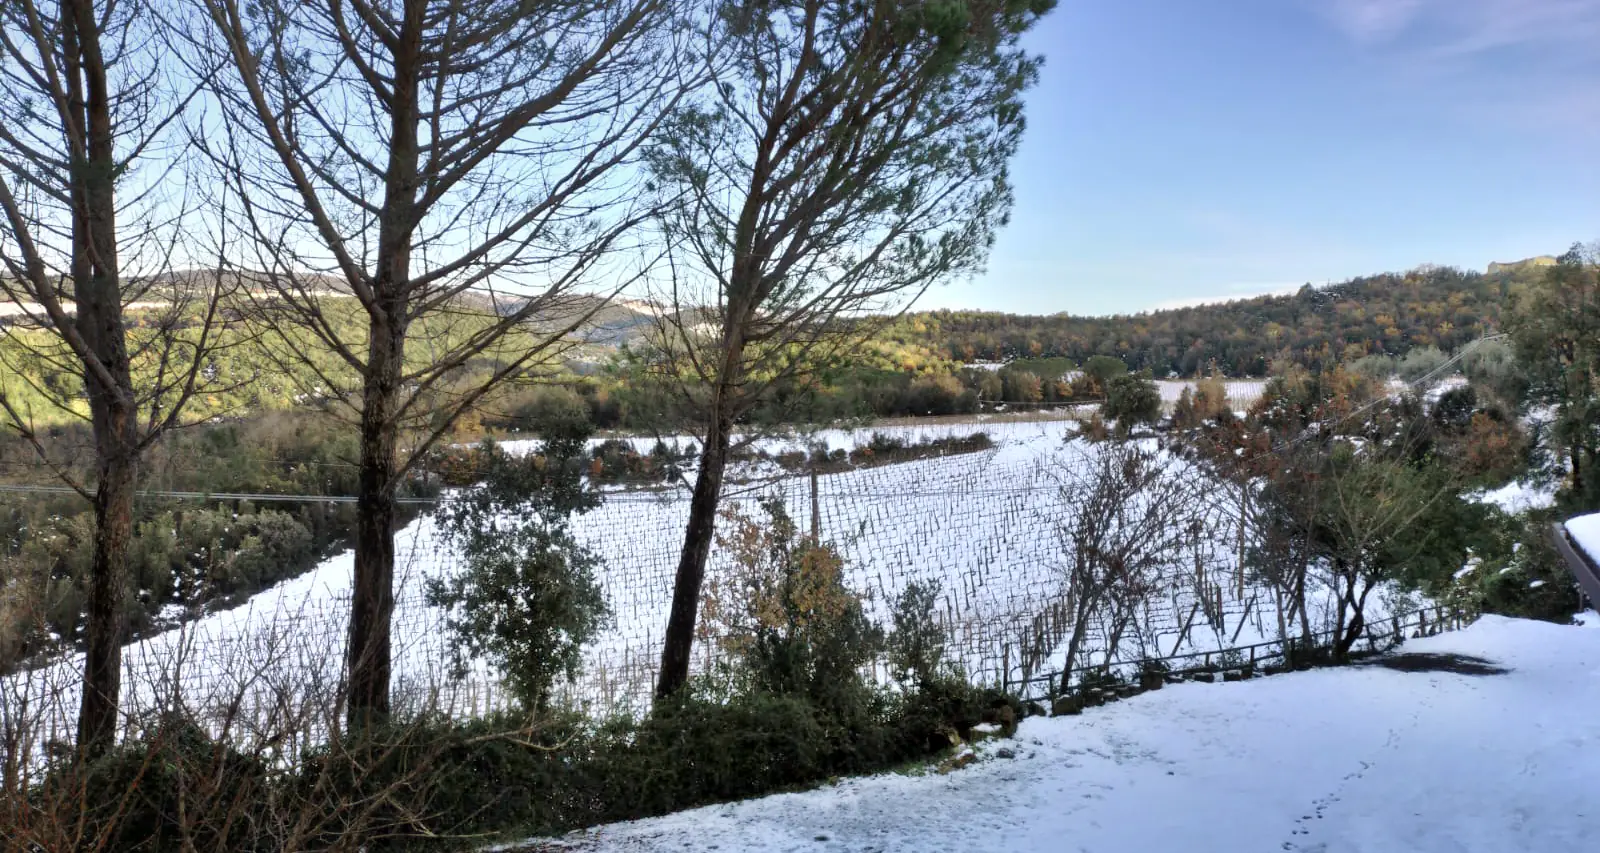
[67, 0, 133, 761]
[1059, 586, 1098, 688]
[656, 408, 733, 699]
[1332, 564, 1351, 659]
[346, 316, 404, 729]
[77, 447, 134, 759]
[1572, 444, 1583, 496]
[1294, 550, 1312, 645]
[1335, 576, 1375, 659]
[346, 0, 421, 728]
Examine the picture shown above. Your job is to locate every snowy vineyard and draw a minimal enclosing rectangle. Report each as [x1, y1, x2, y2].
[2, 419, 1415, 749]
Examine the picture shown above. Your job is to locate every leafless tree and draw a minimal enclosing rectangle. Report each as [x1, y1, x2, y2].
[643, 0, 1051, 698]
[1048, 442, 1206, 684]
[0, 0, 238, 760]
[186, 0, 688, 725]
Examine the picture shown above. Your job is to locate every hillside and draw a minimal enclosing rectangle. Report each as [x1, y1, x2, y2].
[886, 263, 1540, 376]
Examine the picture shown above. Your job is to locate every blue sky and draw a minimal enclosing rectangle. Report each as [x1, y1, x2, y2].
[927, 0, 1600, 316]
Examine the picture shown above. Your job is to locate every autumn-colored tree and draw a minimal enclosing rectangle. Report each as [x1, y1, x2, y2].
[1507, 243, 1600, 506]
[700, 498, 879, 705]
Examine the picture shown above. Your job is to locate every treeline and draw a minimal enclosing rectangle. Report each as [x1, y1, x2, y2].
[882, 264, 1529, 377]
[480, 355, 1128, 435]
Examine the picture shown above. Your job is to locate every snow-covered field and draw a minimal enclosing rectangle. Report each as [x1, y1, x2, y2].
[1155, 378, 1267, 409]
[3, 418, 1406, 738]
[518, 614, 1600, 853]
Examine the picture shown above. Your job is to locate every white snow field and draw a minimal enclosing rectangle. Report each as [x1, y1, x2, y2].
[518, 614, 1600, 853]
[4, 419, 1410, 739]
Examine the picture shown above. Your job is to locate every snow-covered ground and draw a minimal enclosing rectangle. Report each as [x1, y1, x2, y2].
[518, 614, 1600, 853]
[2, 418, 1403, 737]
[1473, 479, 1558, 514]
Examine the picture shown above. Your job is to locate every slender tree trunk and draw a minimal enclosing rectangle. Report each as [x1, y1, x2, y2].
[1336, 576, 1375, 658]
[67, 0, 134, 761]
[1294, 549, 1312, 645]
[1572, 444, 1583, 496]
[656, 403, 734, 699]
[77, 446, 135, 758]
[347, 0, 421, 728]
[1332, 562, 1350, 658]
[347, 316, 404, 728]
[1059, 583, 1099, 687]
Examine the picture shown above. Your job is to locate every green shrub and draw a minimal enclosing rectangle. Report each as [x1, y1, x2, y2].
[887, 579, 948, 689]
[426, 437, 609, 711]
[39, 711, 273, 853]
[1103, 371, 1161, 427]
[1454, 509, 1581, 622]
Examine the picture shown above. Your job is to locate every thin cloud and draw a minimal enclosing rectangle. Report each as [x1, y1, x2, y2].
[1317, 0, 1600, 136]
[1319, 0, 1600, 53]
[1428, 0, 1600, 56]
[1322, 0, 1425, 43]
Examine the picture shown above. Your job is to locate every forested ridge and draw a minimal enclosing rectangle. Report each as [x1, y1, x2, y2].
[884, 263, 1530, 376]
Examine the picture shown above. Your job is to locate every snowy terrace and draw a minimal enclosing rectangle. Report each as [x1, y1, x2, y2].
[514, 613, 1600, 853]
[4, 419, 1419, 745]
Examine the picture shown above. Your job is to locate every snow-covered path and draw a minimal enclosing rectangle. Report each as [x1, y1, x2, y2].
[523, 615, 1600, 853]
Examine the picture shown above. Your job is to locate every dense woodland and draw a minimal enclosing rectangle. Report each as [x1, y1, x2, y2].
[880, 263, 1527, 377]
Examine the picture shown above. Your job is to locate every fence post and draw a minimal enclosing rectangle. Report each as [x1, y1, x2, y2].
[810, 468, 821, 541]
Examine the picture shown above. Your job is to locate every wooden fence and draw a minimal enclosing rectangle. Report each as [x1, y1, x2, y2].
[1006, 605, 1474, 702]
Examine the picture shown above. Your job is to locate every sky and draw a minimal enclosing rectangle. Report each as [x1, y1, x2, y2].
[926, 0, 1600, 316]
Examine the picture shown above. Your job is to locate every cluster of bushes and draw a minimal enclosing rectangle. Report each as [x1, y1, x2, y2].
[1436, 507, 1581, 623]
[747, 431, 995, 474]
[1166, 358, 1580, 632]
[475, 356, 1124, 441]
[12, 506, 318, 651]
[587, 439, 694, 485]
[432, 437, 695, 490]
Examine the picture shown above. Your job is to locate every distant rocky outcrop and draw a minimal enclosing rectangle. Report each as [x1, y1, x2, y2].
[1487, 256, 1557, 275]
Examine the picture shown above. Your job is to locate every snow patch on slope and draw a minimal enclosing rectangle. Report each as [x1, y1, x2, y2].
[530, 615, 1600, 853]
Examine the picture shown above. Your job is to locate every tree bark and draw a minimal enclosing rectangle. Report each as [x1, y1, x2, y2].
[656, 404, 734, 699]
[1335, 576, 1375, 659]
[346, 315, 404, 729]
[77, 446, 135, 758]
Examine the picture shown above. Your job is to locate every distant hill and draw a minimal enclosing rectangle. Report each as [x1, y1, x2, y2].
[5, 260, 1557, 379]
[881, 263, 1548, 377]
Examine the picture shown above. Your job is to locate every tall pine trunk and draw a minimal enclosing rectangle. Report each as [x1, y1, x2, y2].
[347, 316, 404, 728]
[77, 437, 135, 758]
[346, 2, 420, 727]
[656, 407, 733, 699]
[67, 0, 133, 761]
